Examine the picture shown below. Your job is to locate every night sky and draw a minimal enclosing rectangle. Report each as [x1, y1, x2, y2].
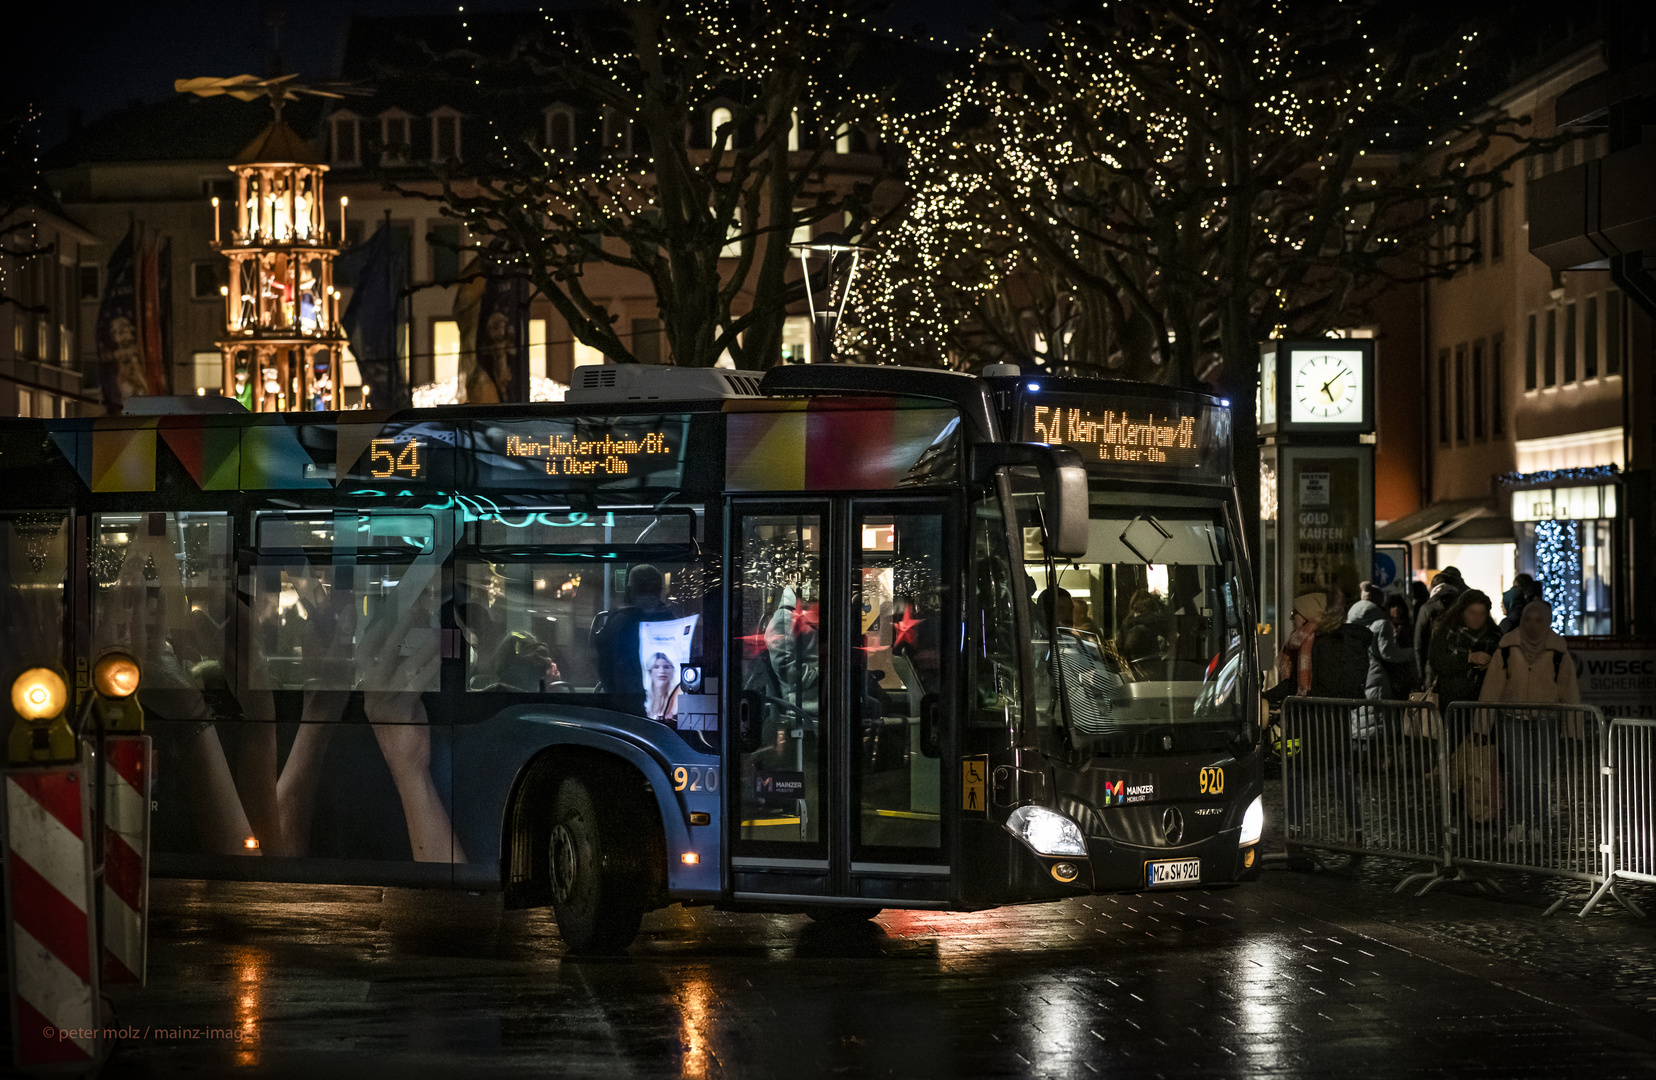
[5, 0, 1010, 146]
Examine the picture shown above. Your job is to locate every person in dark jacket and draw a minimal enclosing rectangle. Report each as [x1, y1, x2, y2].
[1347, 593, 1416, 700]
[1497, 577, 1543, 635]
[1413, 569, 1465, 682]
[1428, 588, 1500, 709]
[1500, 573, 1537, 623]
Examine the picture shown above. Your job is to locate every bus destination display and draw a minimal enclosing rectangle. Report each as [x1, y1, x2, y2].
[504, 430, 672, 477]
[475, 417, 689, 489]
[1022, 393, 1230, 483]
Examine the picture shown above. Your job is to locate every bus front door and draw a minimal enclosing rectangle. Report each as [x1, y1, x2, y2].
[728, 499, 953, 907]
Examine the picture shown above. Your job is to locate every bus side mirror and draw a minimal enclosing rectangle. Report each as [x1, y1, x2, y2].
[971, 443, 1089, 558]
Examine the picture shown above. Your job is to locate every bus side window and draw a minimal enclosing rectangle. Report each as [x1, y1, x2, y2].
[246, 512, 443, 693]
[459, 558, 705, 711]
[92, 512, 234, 703]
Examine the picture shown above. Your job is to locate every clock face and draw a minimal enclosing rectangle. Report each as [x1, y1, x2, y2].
[1258, 351, 1278, 426]
[1289, 349, 1365, 425]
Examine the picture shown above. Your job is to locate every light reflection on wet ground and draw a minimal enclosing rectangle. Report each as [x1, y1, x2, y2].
[47, 876, 1653, 1079]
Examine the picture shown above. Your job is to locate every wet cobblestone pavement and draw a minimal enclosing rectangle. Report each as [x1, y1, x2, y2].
[0, 863, 1643, 1080]
[1258, 777, 1656, 1021]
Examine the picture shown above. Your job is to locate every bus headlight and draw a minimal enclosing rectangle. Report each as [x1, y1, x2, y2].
[11, 668, 67, 721]
[94, 652, 142, 699]
[1240, 796, 1264, 847]
[1005, 806, 1088, 857]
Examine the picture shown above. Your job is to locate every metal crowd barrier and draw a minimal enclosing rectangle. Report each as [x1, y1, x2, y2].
[1279, 696, 1647, 917]
[1441, 702, 1609, 915]
[1280, 697, 1451, 892]
[1583, 717, 1656, 918]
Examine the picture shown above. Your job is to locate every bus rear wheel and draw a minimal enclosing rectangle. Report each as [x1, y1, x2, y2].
[548, 773, 646, 955]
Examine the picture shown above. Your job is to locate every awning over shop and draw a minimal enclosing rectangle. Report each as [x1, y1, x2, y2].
[1376, 498, 1507, 544]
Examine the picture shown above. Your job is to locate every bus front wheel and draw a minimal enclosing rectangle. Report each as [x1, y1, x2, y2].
[548, 773, 646, 954]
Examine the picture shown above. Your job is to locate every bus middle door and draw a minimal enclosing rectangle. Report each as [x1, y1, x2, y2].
[727, 498, 953, 908]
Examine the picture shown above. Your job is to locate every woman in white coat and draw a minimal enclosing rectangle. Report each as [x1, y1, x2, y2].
[1478, 600, 1580, 846]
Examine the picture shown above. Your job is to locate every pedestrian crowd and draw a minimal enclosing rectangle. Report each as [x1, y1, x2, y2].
[1268, 568, 1579, 849]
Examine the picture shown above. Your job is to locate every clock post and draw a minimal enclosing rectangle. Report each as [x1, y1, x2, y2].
[1256, 339, 1377, 669]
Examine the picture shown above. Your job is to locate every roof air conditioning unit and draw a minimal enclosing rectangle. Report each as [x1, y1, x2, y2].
[565, 364, 765, 404]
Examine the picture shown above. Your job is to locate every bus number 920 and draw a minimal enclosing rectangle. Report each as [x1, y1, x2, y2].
[674, 766, 719, 793]
[1198, 766, 1225, 795]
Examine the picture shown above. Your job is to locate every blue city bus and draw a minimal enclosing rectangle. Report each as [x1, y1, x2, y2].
[0, 363, 1261, 952]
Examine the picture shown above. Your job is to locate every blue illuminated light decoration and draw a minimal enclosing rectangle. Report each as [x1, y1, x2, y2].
[1026, 382, 1041, 392]
[1497, 465, 1620, 490]
[1533, 519, 1582, 635]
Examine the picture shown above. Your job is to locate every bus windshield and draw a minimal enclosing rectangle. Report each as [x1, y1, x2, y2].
[1025, 500, 1247, 756]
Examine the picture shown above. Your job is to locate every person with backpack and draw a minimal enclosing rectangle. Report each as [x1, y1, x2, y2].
[1414, 568, 1464, 682]
[1497, 577, 1544, 635]
[1268, 592, 1371, 845]
[1479, 599, 1580, 846]
[1346, 584, 1417, 700]
[1268, 592, 1371, 701]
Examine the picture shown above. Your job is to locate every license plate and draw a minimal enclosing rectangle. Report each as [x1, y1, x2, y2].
[1146, 859, 1200, 888]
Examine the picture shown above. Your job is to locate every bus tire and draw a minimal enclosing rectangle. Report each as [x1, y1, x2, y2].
[807, 907, 880, 924]
[547, 772, 646, 954]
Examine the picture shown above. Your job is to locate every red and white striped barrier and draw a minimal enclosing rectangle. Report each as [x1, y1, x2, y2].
[100, 734, 151, 986]
[3, 762, 103, 1069]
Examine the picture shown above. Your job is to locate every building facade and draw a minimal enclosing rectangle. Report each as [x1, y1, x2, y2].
[1380, 37, 1656, 636]
[0, 205, 100, 417]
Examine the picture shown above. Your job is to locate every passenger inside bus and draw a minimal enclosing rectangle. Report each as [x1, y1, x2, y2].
[484, 631, 562, 693]
[591, 563, 672, 710]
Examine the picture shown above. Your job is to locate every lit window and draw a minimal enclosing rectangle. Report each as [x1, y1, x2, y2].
[710, 107, 733, 149]
[434, 320, 461, 383]
[722, 207, 744, 259]
[192, 352, 222, 395]
[573, 339, 605, 367]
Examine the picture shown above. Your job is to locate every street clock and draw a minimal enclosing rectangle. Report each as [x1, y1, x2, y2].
[1258, 338, 1375, 436]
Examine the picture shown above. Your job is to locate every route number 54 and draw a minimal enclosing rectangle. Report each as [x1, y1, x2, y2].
[1199, 766, 1225, 794]
[369, 438, 423, 479]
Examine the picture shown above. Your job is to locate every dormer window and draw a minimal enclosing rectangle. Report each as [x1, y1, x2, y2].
[544, 105, 575, 152]
[332, 111, 360, 166]
[380, 109, 412, 165]
[430, 107, 463, 163]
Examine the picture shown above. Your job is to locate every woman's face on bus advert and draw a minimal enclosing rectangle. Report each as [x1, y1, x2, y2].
[649, 653, 674, 688]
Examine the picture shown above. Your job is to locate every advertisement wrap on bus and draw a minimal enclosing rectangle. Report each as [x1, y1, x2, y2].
[0, 364, 1261, 952]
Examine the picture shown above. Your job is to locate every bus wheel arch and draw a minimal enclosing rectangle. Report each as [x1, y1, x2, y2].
[502, 746, 668, 933]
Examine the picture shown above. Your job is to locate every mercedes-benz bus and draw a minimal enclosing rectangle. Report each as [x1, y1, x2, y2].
[0, 363, 1262, 952]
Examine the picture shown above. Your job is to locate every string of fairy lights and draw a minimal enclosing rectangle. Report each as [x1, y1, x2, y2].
[844, 1, 1485, 370]
[436, 1, 890, 365]
[425, 2, 1526, 375]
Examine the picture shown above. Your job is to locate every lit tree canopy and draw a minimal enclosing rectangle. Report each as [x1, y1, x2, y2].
[852, 0, 1569, 384]
[400, 1, 892, 369]
[0, 107, 58, 315]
